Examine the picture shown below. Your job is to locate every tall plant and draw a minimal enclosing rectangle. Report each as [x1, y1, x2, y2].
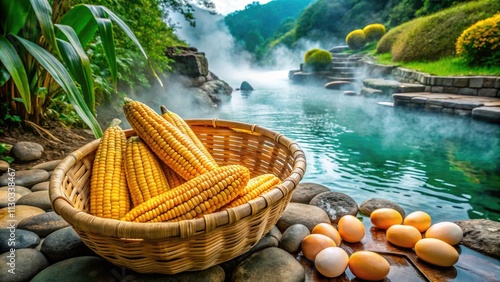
[0, 0, 160, 138]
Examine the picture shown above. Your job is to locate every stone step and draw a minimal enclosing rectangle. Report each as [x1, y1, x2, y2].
[329, 45, 350, 53]
[330, 66, 357, 72]
[324, 81, 355, 90]
[392, 92, 500, 122]
[362, 78, 426, 95]
[360, 87, 383, 96]
[330, 53, 351, 58]
[331, 62, 358, 68]
[331, 57, 361, 63]
[326, 76, 359, 82]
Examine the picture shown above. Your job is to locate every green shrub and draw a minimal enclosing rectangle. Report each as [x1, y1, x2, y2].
[305, 49, 332, 71]
[304, 48, 321, 62]
[376, 23, 409, 54]
[456, 13, 500, 66]
[363, 24, 386, 42]
[346, 29, 366, 50]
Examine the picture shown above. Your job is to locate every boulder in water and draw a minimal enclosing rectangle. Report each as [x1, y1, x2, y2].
[240, 81, 254, 91]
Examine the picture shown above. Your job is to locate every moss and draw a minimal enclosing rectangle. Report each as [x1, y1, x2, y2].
[346, 29, 366, 50]
[363, 24, 386, 42]
[305, 49, 332, 71]
[304, 48, 321, 63]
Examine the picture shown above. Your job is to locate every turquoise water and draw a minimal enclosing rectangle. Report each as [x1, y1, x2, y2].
[210, 71, 500, 223]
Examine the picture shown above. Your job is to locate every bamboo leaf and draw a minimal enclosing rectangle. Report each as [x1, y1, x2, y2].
[59, 5, 98, 47]
[55, 24, 95, 115]
[0, 64, 11, 87]
[29, 0, 60, 55]
[0, 0, 31, 35]
[93, 17, 117, 91]
[15, 35, 103, 138]
[0, 36, 32, 114]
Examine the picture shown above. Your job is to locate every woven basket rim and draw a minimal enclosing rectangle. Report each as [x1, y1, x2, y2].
[49, 118, 306, 240]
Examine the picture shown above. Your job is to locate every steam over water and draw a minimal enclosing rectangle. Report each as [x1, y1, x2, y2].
[212, 71, 500, 223]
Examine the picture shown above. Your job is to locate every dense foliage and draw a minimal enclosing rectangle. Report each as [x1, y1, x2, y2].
[363, 24, 386, 42]
[305, 49, 332, 71]
[304, 48, 321, 62]
[346, 30, 366, 50]
[456, 13, 500, 67]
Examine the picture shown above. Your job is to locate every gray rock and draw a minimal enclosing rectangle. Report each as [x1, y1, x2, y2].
[240, 81, 254, 91]
[32, 160, 62, 171]
[472, 106, 500, 123]
[455, 219, 500, 259]
[0, 186, 32, 196]
[31, 256, 115, 282]
[0, 160, 9, 172]
[31, 181, 49, 192]
[232, 247, 305, 282]
[17, 211, 69, 237]
[324, 81, 353, 90]
[291, 182, 330, 204]
[0, 229, 40, 253]
[247, 231, 279, 255]
[276, 202, 331, 232]
[343, 90, 358, 96]
[359, 198, 406, 218]
[0, 169, 49, 187]
[0, 248, 49, 282]
[279, 224, 310, 254]
[0, 205, 45, 228]
[41, 227, 94, 262]
[10, 142, 44, 163]
[165, 46, 209, 77]
[124, 265, 225, 282]
[267, 225, 282, 242]
[16, 190, 51, 210]
[0, 190, 21, 208]
[309, 192, 359, 223]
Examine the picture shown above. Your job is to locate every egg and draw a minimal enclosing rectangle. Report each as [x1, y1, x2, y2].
[337, 215, 365, 243]
[348, 251, 391, 281]
[311, 223, 342, 246]
[301, 234, 337, 261]
[386, 224, 422, 248]
[370, 208, 403, 229]
[314, 247, 349, 278]
[415, 238, 459, 267]
[404, 211, 432, 232]
[425, 222, 463, 245]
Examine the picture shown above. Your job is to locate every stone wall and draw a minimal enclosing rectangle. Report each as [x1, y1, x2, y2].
[392, 68, 500, 97]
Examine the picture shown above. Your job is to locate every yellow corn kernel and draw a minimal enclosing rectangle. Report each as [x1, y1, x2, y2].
[121, 165, 250, 222]
[90, 119, 130, 219]
[162, 162, 186, 188]
[123, 98, 217, 180]
[124, 136, 170, 206]
[160, 105, 218, 166]
[220, 174, 281, 210]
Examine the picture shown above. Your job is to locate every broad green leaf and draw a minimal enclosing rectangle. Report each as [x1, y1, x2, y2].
[0, 36, 32, 114]
[30, 0, 59, 55]
[0, 64, 11, 87]
[0, 0, 31, 35]
[15, 36, 103, 138]
[59, 5, 98, 47]
[94, 17, 117, 91]
[55, 24, 95, 114]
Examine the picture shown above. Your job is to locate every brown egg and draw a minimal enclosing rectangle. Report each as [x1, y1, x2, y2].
[386, 224, 422, 248]
[370, 208, 403, 229]
[311, 223, 342, 246]
[337, 215, 365, 243]
[301, 234, 337, 261]
[348, 251, 391, 281]
[404, 211, 432, 232]
[415, 238, 459, 267]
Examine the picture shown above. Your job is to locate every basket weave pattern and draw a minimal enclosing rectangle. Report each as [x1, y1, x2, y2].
[49, 119, 306, 274]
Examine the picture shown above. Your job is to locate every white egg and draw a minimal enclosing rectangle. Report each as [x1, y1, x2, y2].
[314, 247, 349, 278]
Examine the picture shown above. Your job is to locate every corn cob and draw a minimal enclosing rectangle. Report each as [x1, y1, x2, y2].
[219, 174, 281, 210]
[123, 98, 217, 180]
[162, 163, 186, 188]
[160, 105, 218, 166]
[124, 136, 171, 206]
[90, 119, 130, 219]
[121, 165, 251, 222]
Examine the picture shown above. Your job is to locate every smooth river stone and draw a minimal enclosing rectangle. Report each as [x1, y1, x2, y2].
[32, 160, 62, 171]
[0, 160, 9, 172]
[455, 219, 500, 259]
[359, 198, 406, 218]
[40, 227, 94, 262]
[10, 141, 44, 163]
[0, 229, 40, 253]
[0, 248, 49, 282]
[127, 265, 226, 282]
[0, 169, 49, 187]
[0, 205, 45, 228]
[0, 191, 21, 208]
[0, 186, 32, 196]
[31, 181, 49, 192]
[30, 256, 115, 282]
[276, 202, 330, 232]
[17, 211, 69, 237]
[232, 247, 305, 282]
[16, 191, 52, 210]
[290, 182, 330, 204]
[279, 224, 310, 254]
[309, 191, 359, 223]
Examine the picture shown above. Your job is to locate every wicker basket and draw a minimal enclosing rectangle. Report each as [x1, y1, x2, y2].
[49, 119, 306, 274]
